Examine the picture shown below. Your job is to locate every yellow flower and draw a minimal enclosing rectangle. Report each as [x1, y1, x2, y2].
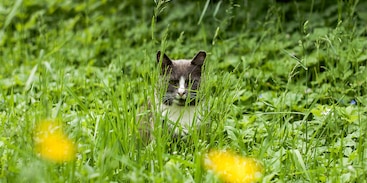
[34, 120, 76, 163]
[204, 149, 263, 183]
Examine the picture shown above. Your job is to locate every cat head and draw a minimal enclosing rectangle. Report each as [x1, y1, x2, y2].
[157, 51, 206, 106]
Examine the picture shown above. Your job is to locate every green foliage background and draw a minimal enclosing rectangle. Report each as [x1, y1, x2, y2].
[1, 0, 367, 182]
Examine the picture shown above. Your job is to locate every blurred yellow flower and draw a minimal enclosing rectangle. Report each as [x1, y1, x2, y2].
[34, 120, 76, 163]
[204, 149, 263, 183]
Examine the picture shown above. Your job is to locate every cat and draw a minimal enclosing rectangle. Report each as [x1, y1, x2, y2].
[157, 50, 206, 136]
[137, 50, 207, 143]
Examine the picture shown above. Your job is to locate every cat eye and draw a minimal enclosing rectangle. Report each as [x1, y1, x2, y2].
[169, 80, 179, 85]
[188, 79, 198, 85]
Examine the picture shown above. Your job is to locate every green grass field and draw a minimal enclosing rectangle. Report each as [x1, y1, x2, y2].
[1, 0, 367, 182]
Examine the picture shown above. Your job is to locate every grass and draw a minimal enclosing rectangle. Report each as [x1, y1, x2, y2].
[1, 0, 367, 182]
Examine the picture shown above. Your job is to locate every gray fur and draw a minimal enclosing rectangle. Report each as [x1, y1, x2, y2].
[157, 51, 206, 106]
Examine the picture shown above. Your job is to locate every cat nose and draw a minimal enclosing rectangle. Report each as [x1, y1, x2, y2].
[178, 89, 186, 96]
[178, 91, 186, 96]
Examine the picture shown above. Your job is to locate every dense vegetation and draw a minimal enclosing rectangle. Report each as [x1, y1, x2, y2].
[1, 0, 367, 182]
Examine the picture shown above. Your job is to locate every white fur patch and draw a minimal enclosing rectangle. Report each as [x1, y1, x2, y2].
[177, 76, 186, 96]
[161, 104, 200, 134]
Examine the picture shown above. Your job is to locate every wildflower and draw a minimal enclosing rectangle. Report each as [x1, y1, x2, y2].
[204, 149, 263, 183]
[321, 108, 331, 116]
[34, 120, 76, 163]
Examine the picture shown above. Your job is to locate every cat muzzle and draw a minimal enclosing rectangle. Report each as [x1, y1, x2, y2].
[176, 92, 186, 99]
[173, 98, 186, 106]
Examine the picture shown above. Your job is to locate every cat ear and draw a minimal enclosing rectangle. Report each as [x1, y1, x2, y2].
[191, 51, 206, 66]
[157, 51, 172, 67]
